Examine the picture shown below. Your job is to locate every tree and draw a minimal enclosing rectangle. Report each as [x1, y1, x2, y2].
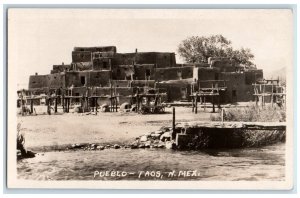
[177, 35, 255, 67]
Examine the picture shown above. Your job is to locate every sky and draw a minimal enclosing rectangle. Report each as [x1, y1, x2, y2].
[8, 9, 293, 89]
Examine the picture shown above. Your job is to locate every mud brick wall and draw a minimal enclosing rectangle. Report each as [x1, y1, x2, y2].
[194, 67, 219, 81]
[245, 70, 264, 84]
[209, 58, 236, 72]
[219, 72, 254, 103]
[112, 52, 176, 68]
[29, 73, 65, 89]
[111, 80, 131, 87]
[113, 53, 136, 66]
[112, 65, 135, 80]
[72, 51, 92, 63]
[51, 64, 71, 74]
[154, 53, 176, 68]
[29, 75, 49, 89]
[74, 46, 117, 53]
[65, 71, 110, 87]
[156, 83, 191, 101]
[47, 73, 65, 89]
[130, 80, 155, 88]
[92, 57, 111, 70]
[73, 62, 93, 71]
[134, 64, 155, 80]
[155, 66, 194, 81]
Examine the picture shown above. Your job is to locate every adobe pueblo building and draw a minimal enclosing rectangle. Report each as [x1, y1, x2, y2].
[20, 45, 274, 113]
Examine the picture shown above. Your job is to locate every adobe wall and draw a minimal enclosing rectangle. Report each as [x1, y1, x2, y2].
[156, 82, 191, 102]
[155, 66, 194, 81]
[245, 69, 264, 84]
[134, 64, 155, 80]
[29, 73, 64, 90]
[74, 46, 117, 53]
[219, 72, 254, 103]
[112, 52, 176, 68]
[29, 75, 49, 89]
[155, 53, 176, 68]
[51, 64, 71, 74]
[93, 57, 111, 70]
[72, 51, 92, 63]
[113, 65, 134, 80]
[65, 71, 110, 87]
[73, 62, 93, 71]
[196, 67, 220, 81]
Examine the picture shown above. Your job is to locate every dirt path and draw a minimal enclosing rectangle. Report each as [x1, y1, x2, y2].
[18, 107, 214, 151]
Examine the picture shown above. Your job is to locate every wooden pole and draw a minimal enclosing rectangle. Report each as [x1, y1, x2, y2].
[62, 94, 65, 113]
[195, 93, 198, 114]
[54, 97, 58, 113]
[192, 96, 194, 112]
[87, 97, 89, 112]
[212, 94, 215, 113]
[81, 95, 84, 112]
[218, 94, 221, 109]
[67, 98, 70, 113]
[30, 98, 33, 114]
[95, 98, 98, 115]
[115, 97, 118, 112]
[136, 90, 139, 113]
[172, 107, 176, 138]
[204, 96, 206, 112]
[47, 98, 51, 115]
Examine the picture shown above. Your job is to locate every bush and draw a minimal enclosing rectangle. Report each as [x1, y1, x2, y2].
[210, 105, 286, 122]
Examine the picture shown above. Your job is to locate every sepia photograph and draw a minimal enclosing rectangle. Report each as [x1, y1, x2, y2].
[6, 8, 295, 190]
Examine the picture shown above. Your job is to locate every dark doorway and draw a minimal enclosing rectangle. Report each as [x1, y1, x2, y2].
[103, 62, 107, 69]
[81, 76, 86, 85]
[232, 90, 237, 103]
[146, 69, 151, 77]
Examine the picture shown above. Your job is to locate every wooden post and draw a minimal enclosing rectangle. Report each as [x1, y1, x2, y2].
[136, 91, 139, 113]
[47, 98, 51, 115]
[87, 97, 89, 112]
[80, 95, 83, 112]
[95, 98, 98, 115]
[195, 93, 198, 114]
[172, 107, 176, 138]
[67, 98, 70, 113]
[62, 95, 65, 112]
[54, 97, 58, 113]
[192, 96, 194, 112]
[30, 98, 33, 114]
[115, 97, 118, 112]
[203, 96, 206, 112]
[212, 94, 215, 113]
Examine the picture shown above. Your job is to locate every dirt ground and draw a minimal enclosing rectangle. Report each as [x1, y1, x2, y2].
[18, 106, 215, 151]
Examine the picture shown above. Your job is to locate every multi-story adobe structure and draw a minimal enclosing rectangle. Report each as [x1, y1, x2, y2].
[27, 46, 264, 107]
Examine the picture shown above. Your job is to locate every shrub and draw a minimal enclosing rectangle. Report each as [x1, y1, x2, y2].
[210, 105, 286, 122]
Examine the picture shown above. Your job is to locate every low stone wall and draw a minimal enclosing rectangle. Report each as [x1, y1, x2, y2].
[176, 127, 286, 149]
